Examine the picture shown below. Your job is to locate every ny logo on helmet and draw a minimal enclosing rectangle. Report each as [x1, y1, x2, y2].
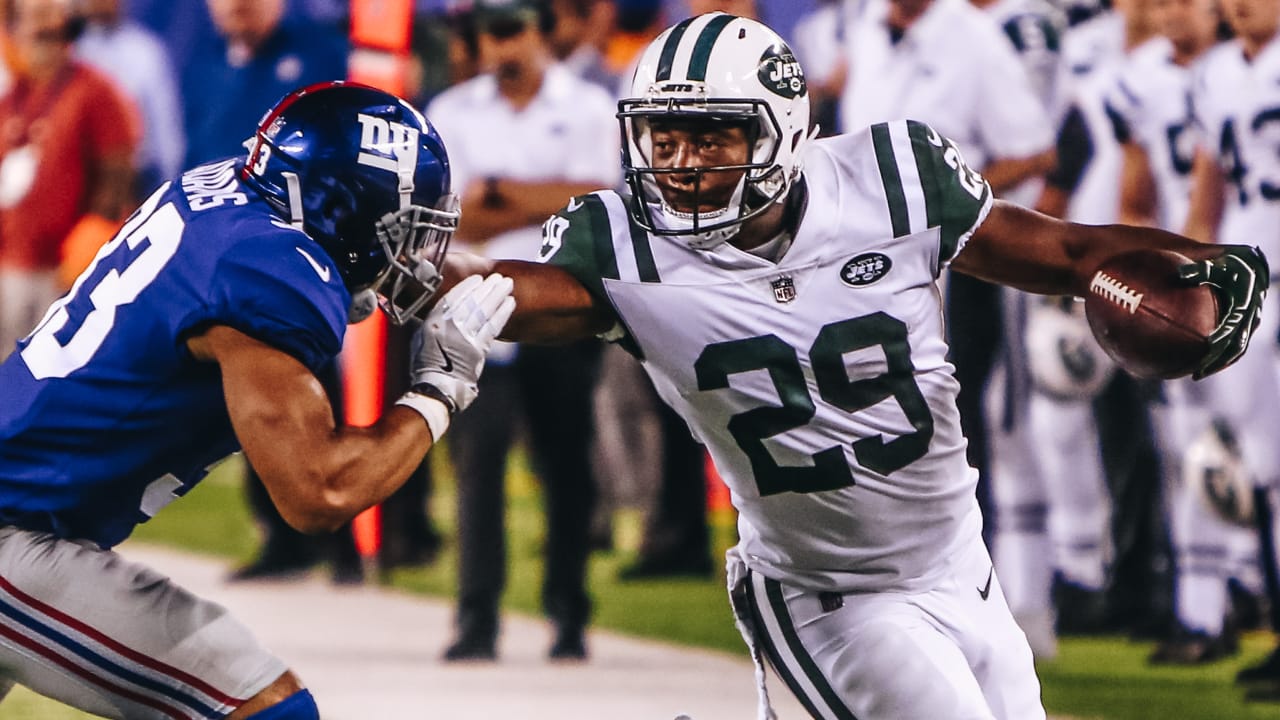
[356, 113, 420, 197]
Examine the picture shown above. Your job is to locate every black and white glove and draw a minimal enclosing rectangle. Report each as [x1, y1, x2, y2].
[1179, 244, 1269, 380]
[395, 274, 516, 439]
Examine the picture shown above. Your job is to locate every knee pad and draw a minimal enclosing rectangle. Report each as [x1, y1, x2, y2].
[244, 689, 319, 720]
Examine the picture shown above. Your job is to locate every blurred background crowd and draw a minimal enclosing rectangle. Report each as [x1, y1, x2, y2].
[0, 0, 1278, 699]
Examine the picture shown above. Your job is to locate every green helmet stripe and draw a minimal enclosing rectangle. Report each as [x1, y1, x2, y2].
[871, 123, 911, 238]
[686, 14, 737, 82]
[655, 17, 697, 82]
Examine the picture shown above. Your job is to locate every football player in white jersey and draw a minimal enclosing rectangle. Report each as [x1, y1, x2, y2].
[444, 13, 1267, 719]
[1184, 0, 1280, 695]
[968, 0, 1069, 660]
[1106, 0, 1262, 665]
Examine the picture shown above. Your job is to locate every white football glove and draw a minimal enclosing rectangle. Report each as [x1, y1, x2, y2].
[410, 273, 516, 413]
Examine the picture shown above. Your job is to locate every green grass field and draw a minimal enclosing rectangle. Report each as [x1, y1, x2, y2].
[5, 451, 1280, 719]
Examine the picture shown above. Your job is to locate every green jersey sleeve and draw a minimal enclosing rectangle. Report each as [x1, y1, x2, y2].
[869, 120, 994, 272]
[536, 193, 619, 305]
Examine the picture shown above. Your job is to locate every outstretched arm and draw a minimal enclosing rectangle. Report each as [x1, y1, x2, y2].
[188, 275, 514, 533]
[190, 326, 436, 534]
[951, 200, 1224, 295]
[953, 200, 1268, 378]
[442, 252, 615, 343]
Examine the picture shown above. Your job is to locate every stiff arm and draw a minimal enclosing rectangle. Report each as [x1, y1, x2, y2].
[442, 252, 612, 343]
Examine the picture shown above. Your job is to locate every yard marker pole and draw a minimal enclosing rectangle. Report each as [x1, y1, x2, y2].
[345, 0, 414, 559]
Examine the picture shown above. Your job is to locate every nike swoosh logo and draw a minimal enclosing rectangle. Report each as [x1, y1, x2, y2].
[296, 247, 331, 283]
[435, 338, 454, 372]
[566, 197, 584, 213]
[978, 565, 994, 601]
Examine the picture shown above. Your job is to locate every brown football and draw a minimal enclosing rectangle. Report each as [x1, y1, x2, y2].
[1083, 249, 1219, 379]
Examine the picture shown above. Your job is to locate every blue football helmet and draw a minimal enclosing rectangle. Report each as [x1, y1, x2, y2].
[241, 81, 458, 324]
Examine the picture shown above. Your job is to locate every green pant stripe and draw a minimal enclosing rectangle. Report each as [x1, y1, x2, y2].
[763, 577, 859, 720]
[686, 14, 737, 82]
[871, 123, 910, 238]
[744, 574, 829, 720]
[655, 17, 696, 82]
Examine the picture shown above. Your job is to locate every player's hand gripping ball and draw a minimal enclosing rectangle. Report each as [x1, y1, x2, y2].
[1084, 246, 1268, 379]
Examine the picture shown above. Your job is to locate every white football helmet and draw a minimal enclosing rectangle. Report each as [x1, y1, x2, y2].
[1026, 296, 1115, 400]
[618, 13, 813, 249]
[1183, 419, 1256, 527]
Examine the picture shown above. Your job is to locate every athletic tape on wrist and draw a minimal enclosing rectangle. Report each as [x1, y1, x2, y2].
[395, 392, 451, 442]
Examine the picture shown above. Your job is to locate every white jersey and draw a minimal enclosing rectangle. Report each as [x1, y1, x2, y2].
[841, 0, 1053, 168]
[539, 121, 993, 593]
[983, 0, 1065, 112]
[1106, 38, 1197, 231]
[1051, 12, 1128, 223]
[1192, 35, 1280, 260]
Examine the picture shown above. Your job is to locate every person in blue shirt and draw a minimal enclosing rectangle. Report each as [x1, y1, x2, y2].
[182, 0, 348, 168]
[182, 0, 357, 581]
[0, 82, 513, 719]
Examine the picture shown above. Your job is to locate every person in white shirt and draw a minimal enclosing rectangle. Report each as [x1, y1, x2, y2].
[1105, 0, 1263, 666]
[424, 0, 620, 662]
[1184, 0, 1280, 697]
[966, 0, 1071, 660]
[75, 0, 185, 197]
[840, 0, 1056, 603]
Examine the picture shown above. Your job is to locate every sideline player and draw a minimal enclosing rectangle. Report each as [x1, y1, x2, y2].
[445, 13, 1267, 719]
[1106, 0, 1261, 665]
[0, 82, 514, 718]
[1183, 0, 1280, 697]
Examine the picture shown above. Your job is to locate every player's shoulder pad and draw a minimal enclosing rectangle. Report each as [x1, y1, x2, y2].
[211, 220, 349, 372]
[536, 190, 628, 298]
[865, 120, 993, 266]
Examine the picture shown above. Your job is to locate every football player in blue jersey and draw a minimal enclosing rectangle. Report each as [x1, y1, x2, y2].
[0, 81, 514, 719]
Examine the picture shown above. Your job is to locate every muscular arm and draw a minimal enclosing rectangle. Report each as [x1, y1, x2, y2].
[1183, 148, 1225, 243]
[951, 199, 1216, 296]
[457, 179, 608, 242]
[442, 252, 614, 343]
[981, 148, 1057, 195]
[188, 325, 433, 534]
[1118, 141, 1158, 226]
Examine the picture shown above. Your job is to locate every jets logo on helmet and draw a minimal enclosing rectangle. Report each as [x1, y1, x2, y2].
[758, 47, 806, 99]
[618, 13, 814, 249]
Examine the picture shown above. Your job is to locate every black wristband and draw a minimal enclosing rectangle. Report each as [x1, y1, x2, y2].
[409, 382, 457, 415]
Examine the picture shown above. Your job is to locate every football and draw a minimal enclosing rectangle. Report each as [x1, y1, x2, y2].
[1083, 249, 1219, 379]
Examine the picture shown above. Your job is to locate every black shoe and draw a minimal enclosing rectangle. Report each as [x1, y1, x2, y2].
[618, 556, 714, 581]
[1237, 646, 1280, 685]
[1148, 626, 1237, 665]
[227, 552, 316, 582]
[549, 628, 587, 661]
[442, 636, 496, 662]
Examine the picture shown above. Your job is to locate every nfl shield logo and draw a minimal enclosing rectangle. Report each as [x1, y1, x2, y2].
[771, 276, 797, 303]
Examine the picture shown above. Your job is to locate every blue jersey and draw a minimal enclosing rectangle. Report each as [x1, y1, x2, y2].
[0, 157, 350, 548]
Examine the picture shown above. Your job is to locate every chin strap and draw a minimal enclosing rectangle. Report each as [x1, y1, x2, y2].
[281, 171, 305, 230]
